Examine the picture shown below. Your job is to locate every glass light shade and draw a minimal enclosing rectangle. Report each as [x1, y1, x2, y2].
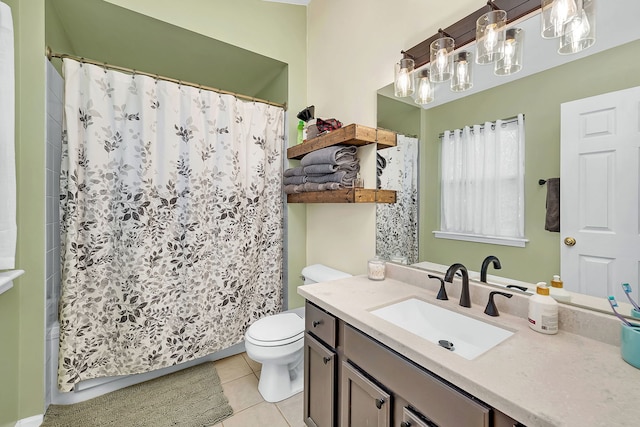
[451, 51, 473, 92]
[541, 0, 579, 39]
[495, 28, 524, 76]
[394, 58, 415, 97]
[476, 10, 506, 64]
[414, 69, 434, 105]
[558, 0, 595, 54]
[430, 37, 454, 82]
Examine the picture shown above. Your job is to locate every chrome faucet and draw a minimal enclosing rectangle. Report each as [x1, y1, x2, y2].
[444, 263, 471, 308]
[480, 255, 502, 283]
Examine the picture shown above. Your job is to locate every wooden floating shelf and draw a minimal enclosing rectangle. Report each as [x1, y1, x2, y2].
[287, 189, 396, 204]
[287, 124, 397, 160]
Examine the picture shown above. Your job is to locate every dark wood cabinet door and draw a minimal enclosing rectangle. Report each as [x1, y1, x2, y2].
[340, 361, 391, 427]
[304, 333, 336, 427]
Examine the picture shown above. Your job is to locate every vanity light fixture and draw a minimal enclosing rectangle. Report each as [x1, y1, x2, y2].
[414, 69, 435, 105]
[494, 28, 524, 75]
[451, 51, 473, 92]
[430, 31, 455, 82]
[394, 54, 415, 98]
[558, 0, 595, 54]
[475, 2, 507, 64]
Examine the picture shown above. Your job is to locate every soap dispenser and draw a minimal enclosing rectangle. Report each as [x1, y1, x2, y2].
[549, 274, 571, 303]
[528, 282, 558, 335]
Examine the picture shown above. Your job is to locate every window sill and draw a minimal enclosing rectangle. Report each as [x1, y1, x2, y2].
[0, 270, 25, 296]
[433, 231, 528, 248]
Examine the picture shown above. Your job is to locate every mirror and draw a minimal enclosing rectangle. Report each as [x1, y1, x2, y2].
[376, 2, 640, 317]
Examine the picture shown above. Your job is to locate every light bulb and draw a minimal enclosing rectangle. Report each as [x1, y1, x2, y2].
[435, 48, 448, 73]
[415, 74, 434, 105]
[550, 0, 578, 36]
[456, 60, 468, 83]
[484, 23, 499, 51]
[565, 9, 591, 52]
[502, 38, 515, 69]
[396, 68, 411, 97]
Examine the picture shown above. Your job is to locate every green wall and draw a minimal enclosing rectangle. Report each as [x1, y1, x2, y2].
[377, 95, 421, 137]
[419, 39, 640, 283]
[0, 0, 46, 425]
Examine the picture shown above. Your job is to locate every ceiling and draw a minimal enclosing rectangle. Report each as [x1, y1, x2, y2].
[47, 0, 288, 99]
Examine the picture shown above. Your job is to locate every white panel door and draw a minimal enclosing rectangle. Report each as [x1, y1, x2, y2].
[561, 86, 640, 300]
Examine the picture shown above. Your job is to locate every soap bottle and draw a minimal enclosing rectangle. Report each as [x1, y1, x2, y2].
[549, 274, 571, 303]
[297, 120, 305, 144]
[527, 282, 558, 335]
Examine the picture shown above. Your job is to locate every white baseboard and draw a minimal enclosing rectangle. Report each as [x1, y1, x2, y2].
[15, 414, 43, 427]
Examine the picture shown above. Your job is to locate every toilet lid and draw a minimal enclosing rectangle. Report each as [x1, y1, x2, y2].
[246, 313, 304, 343]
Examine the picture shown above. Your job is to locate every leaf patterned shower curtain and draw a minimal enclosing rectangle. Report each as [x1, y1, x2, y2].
[58, 58, 284, 391]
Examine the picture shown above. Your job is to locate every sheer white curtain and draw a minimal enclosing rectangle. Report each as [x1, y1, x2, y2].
[440, 114, 525, 241]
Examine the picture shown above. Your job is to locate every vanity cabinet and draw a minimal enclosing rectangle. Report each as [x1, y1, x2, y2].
[303, 301, 524, 427]
[286, 123, 397, 204]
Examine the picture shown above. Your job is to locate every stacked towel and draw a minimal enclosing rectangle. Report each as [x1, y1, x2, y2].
[283, 145, 360, 194]
[0, 2, 16, 269]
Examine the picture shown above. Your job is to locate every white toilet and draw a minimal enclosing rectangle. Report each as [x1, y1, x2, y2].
[244, 264, 351, 402]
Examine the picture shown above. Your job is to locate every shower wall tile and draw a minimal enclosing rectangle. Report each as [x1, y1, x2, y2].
[45, 60, 63, 409]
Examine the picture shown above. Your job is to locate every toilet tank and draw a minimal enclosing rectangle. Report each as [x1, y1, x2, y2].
[301, 264, 352, 285]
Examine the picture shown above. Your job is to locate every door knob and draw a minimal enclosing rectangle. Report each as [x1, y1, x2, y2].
[564, 237, 576, 246]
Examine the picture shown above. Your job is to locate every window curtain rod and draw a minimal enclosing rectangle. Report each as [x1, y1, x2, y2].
[438, 114, 523, 138]
[45, 47, 287, 110]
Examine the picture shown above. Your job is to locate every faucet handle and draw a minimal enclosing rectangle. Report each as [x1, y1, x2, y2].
[484, 291, 513, 317]
[428, 274, 448, 301]
[506, 284, 528, 292]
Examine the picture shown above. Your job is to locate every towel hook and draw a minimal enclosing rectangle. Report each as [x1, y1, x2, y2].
[538, 179, 547, 185]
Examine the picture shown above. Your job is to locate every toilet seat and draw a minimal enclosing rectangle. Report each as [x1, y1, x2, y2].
[246, 313, 304, 347]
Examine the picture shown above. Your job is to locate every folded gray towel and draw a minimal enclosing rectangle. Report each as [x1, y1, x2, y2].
[300, 145, 358, 167]
[306, 170, 348, 184]
[303, 182, 341, 191]
[544, 177, 560, 232]
[306, 170, 358, 186]
[284, 167, 305, 177]
[303, 164, 338, 175]
[283, 175, 307, 185]
[304, 161, 360, 176]
[284, 184, 305, 194]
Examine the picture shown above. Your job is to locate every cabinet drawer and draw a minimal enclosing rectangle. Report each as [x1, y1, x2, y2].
[344, 325, 490, 427]
[305, 302, 337, 347]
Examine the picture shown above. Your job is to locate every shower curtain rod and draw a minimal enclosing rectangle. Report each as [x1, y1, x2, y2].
[45, 47, 287, 110]
[438, 115, 523, 138]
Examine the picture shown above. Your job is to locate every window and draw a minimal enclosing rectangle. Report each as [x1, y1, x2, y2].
[434, 114, 527, 247]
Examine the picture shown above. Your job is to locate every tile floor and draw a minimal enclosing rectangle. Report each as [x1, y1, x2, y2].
[212, 352, 304, 427]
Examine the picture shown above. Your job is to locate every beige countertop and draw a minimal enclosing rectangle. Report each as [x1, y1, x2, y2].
[298, 269, 640, 427]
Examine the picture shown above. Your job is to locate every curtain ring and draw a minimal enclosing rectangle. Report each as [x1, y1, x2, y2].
[103, 63, 108, 73]
[154, 74, 159, 85]
[198, 84, 202, 93]
[132, 69, 136, 79]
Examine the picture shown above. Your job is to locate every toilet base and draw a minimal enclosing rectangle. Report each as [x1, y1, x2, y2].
[257, 352, 303, 402]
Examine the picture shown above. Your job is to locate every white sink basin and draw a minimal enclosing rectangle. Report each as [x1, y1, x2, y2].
[371, 298, 514, 360]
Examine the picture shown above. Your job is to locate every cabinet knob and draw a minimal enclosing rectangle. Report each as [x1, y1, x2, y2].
[322, 356, 332, 365]
[312, 320, 323, 327]
[400, 422, 412, 427]
[375, 398, 385, 409]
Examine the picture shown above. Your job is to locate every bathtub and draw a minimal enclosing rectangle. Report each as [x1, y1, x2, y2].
[47, 321, 245, 405]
